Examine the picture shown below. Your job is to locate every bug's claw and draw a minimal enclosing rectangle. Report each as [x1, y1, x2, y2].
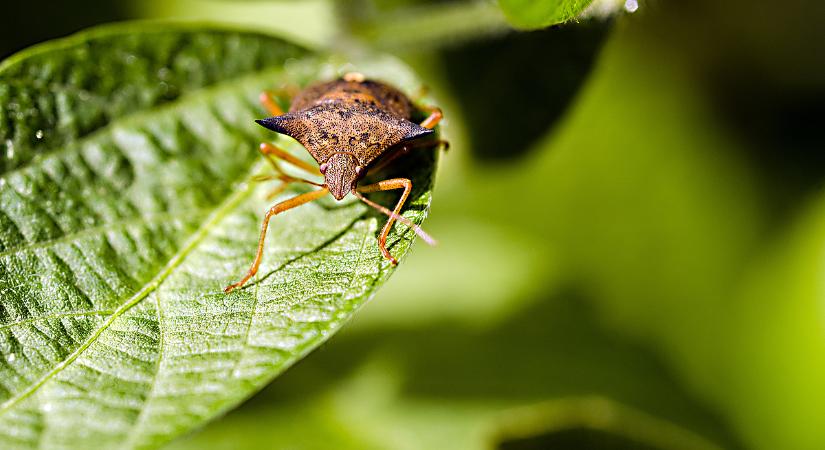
[378, 244, 398, 266]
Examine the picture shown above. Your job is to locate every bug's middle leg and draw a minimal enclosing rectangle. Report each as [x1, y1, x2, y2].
[259, 142, 322, 176]
[255, 142, 323, 199]
[224, 187, 330, 293]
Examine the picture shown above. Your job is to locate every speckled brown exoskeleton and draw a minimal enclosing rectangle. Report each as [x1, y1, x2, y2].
[224, 72, 446, 293]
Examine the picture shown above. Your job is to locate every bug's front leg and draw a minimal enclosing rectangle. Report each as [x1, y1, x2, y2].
[224, 188, 329, 293]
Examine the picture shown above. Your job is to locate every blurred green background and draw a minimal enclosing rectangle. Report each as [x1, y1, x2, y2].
[4, 0, 825, 448]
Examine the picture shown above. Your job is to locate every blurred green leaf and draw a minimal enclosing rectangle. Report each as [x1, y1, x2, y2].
[498, 0, 597, 29]
[438, 19, 611, 161]
[714, 192, 825, 450]
[169, 293, 736, 450]
[337, 0, 511, 51]
[493, 11, 825, 450]
[133, 0, 336, 49]
[0, 23, 437, 449]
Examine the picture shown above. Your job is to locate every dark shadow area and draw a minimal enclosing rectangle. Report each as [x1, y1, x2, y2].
[498, 427, 661, 450]
[1, 2, 129, 58]
[710, 79, 825, 217]
[236, 288, 743, 449]
[650, 0, 825, 223]
[440, 20, 612, 161]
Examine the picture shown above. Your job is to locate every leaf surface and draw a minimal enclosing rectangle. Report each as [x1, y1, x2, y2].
[498, 0, 596, 29]
[0, 23, 437, 449]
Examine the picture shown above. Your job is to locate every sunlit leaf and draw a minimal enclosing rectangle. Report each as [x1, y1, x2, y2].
[498, 0, 596, 29]
[0, 23, 437, 449]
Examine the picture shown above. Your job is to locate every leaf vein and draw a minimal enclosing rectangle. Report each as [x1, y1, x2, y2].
[0, 166, 258, 416]
[0, 210, 207, 260]
[119, 289, 165, 450]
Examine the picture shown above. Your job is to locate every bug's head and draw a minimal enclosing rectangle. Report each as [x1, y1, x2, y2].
[320, 152, 362, 200]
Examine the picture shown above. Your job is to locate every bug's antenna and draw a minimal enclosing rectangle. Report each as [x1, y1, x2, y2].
[352, 190, 436, 246]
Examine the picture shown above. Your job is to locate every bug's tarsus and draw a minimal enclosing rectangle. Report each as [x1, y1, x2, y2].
[224, 187, 330, 293]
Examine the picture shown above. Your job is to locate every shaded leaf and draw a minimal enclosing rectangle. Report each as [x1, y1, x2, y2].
[0, 23, 437, 449]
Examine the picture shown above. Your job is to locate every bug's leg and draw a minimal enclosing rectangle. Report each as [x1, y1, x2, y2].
[259, 84, 300, 116]
[259, 90, 285, 116]
[263, 173, 323, 200]
[353, 178, 419, 265]
[224, 188, 330, 293]
[249, 173, 302, 200]
[419, 105, 443, 129]
[256, 143, 322, 200]
[259, 142, 322, 176]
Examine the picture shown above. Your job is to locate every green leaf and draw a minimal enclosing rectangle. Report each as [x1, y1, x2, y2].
[498, 0, 597, 29]
[0, 23, 438, 449]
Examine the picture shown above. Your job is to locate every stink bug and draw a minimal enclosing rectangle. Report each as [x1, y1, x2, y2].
[224, 72, 446, 293]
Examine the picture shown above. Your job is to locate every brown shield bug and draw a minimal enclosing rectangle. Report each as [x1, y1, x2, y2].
[224, 72, 446, 293]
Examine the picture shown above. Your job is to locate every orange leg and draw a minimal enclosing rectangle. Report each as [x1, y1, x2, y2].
[354, 178, 414, 265]
[256, 142, 322, 199]
[225, 188, 330, 293]
[259, 142, 321, 176]
[256, 174, 321, 200]
[259, 85, 300, 116]
[260, 90, 285, 116]
[419, 106, 443, 129]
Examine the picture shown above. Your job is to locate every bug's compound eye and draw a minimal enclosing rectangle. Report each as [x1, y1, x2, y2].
[355, 166, 363, 176]
[319, 163, 328, 174]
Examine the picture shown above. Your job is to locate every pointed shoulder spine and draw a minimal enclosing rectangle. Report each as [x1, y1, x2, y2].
[401, 120, 435, 141]
[256, 114, 298, 136]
